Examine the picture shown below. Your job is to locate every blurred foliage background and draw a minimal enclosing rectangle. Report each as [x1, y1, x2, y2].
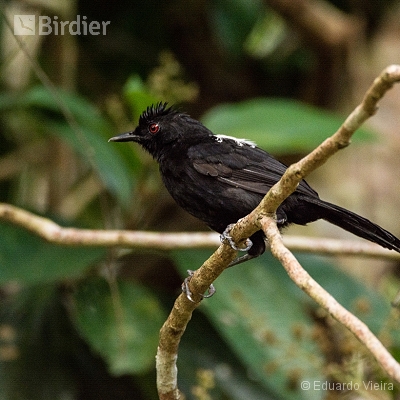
[1, 0, 400, 399]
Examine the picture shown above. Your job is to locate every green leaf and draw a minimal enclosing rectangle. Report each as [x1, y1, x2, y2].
[0, 86, 135, 206]
[0, 285, 78, 400]
[291, 254, 398, 343]
[0, 86, 111, 135]
[210, 0, 263, 56]
[173, 249, 325, 400]
[179, 313, 279, 399]
[256, 253, 394, 337]
[0, 221, 105, 284]
[45, 120, 134, 207]
[71, 278, 167, 375]
[201, 98, 376, 154]
[123, 75, 159, 122]
[244, 11, 286, 59]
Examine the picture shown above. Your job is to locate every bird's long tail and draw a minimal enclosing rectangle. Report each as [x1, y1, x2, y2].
[303, 197, 400, 252]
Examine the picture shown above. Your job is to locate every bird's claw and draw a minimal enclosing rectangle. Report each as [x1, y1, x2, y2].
[220, 224, 253, 252]
[182, 270, 216, 302]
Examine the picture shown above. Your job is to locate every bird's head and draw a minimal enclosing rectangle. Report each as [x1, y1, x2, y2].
[109, 102, 207, 157]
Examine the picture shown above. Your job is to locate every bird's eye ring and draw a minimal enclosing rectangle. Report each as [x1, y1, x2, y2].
[148, 123, 160, 134]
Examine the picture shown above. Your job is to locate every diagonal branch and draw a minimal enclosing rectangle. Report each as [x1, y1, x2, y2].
[262, 217, 400, 382]
[156, 64, 400, 399]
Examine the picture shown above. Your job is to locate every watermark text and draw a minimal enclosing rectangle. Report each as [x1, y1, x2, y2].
[14, 15, 110, 36]
[301, 380, 393, 392]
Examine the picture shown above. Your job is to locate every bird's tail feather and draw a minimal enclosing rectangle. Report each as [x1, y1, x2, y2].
[303, 197, 400, 252]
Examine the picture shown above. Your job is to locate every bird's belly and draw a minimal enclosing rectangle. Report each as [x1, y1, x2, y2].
[162, 171, 262, 233]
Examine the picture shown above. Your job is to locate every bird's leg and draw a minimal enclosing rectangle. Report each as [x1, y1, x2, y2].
[182, 269, 216, 302]
[220, 223, 258, 268]
[182, 224, 258, 300]
[220, 224, 253, 252]
[182, 224, 253, 301]
[227, 253, 257, 268]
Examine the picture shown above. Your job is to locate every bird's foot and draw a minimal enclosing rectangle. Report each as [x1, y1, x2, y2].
[220, 224, 253, 251]
[182, 269, 216, 302]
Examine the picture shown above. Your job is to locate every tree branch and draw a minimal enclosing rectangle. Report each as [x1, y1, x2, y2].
[1, 202, 399, 259]
[0, 203, 218, 249]
[156, 65, 400, 398]
[262, 217, 400, 382]
[264, 0, 361, 51]
[283, 235, 400, 260]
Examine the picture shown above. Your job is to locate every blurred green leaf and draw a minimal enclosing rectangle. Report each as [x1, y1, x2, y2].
[173, 249, 324, 400]
[179, 313, 278, 399]
[0, 86, 135, 206]
[0, 285, 78, 400]
[0, 86, 111, 135]
[257, 252, 395, 339]
[71, 278, 167, 375]
[45, 120, 134, 207]
[244, 10, 286, 59]
[210, 0, 263, 56]
[201, 98, 376, 154]
[0, 221, 104, 284]
[291, 254, 399, 344]
[123, 75, 159, 122]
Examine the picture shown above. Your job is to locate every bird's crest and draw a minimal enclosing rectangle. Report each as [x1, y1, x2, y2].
[139, 102, 176, 125]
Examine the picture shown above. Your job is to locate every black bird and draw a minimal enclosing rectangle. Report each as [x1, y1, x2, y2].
[109, 102, 400, 266]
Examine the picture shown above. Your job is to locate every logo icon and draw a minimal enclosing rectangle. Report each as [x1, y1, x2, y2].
[14, 15, 36, 35]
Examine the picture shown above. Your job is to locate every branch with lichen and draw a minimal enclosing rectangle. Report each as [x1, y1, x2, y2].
[156, 64, 400, 399]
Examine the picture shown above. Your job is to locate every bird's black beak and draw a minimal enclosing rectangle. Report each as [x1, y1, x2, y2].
[108, 131, 137, 142]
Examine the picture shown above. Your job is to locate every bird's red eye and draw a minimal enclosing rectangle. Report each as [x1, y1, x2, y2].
[148, 123, 160, 134]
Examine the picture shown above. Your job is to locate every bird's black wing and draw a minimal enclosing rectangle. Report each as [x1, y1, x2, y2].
[189, 138, 319, 198]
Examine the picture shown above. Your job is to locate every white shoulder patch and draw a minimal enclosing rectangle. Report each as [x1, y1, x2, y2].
[215, 134, 256, 148]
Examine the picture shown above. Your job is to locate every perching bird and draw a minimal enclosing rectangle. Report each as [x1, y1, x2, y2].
[109, 102, 400, 267]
